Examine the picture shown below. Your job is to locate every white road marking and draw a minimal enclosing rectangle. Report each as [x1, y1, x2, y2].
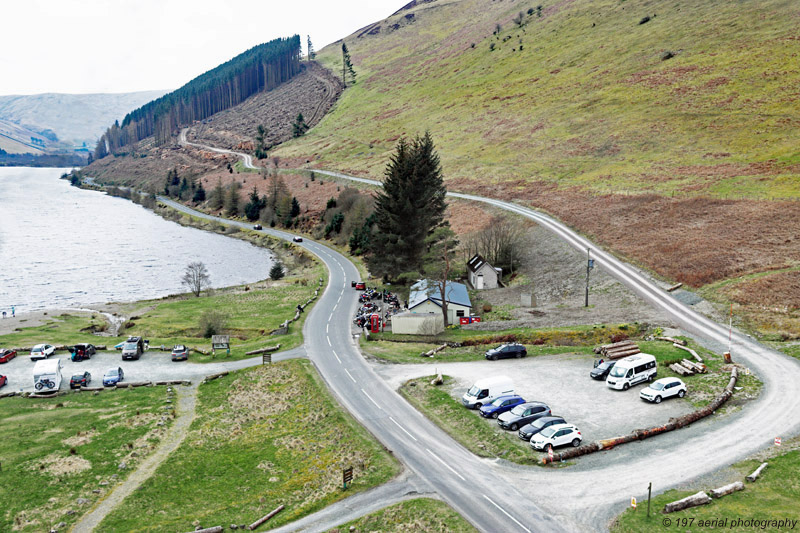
[327, 337, 332, 347]
[326, 323, 329, 333]
[482, 495, 531, 533]
[426, 448, 465, 481]
[361, 388, 382, 410]
[333, 350, 341, 363]
[389, 416, 418, 442]
[344, 369, 357, 383]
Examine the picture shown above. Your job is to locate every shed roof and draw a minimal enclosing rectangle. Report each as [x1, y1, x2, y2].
[409, 279, 472, 309]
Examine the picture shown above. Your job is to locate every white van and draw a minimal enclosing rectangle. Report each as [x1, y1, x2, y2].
[606, 353, 657, 390]
[32, 358, 63, 392]
[462, 375, 514, 409]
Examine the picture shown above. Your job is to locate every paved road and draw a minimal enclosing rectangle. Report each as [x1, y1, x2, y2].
[159, 196, 565, 533]
[167, 139, 800, 529]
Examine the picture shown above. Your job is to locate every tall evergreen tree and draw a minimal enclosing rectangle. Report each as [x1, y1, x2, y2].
[244, 186, 266, 221]
[193, 182, 206, 203]
[365, 132, 447, 280]
[292, 113, 309, 138]
[290, 197, 301, 218]
[224, 182, 242, 216]
[341, 43, 356, 86]
[307, 35, 316, 60]
[209, 179, 225, 209]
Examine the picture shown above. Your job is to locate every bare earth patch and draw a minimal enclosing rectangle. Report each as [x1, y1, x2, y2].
[36, 453, 92, 476]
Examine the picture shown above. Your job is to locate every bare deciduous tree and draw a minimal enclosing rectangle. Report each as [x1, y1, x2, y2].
[182, 261, 210, 297]
[463, 215, 526, 274]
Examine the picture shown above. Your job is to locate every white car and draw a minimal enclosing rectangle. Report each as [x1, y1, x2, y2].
[30, 344, 56, 361]
[640, 377, 687, 403]
[530, 423, 582, 451]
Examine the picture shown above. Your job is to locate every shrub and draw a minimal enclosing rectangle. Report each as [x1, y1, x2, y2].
[198, 310, 228, 338]
[482, 303, 493, 313]
[270, 261, 285, 280]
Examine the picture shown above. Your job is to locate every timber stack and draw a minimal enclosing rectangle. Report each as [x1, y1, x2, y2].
[594, 340, 640, 360]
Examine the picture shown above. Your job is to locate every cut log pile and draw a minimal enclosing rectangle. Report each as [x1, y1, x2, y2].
[594, 340, 640, 360]
[669, 358, 707, 376]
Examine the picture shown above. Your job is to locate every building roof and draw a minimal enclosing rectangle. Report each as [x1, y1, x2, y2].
[467, 254, 490, 274]
[409, 279, 472, 309]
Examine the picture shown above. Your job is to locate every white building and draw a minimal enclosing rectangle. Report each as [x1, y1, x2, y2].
[408, 279, 472, 325]
[466, 254, 501, 290]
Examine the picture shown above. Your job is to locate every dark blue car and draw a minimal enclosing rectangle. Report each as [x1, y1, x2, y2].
[479, 395, 526, 419]
[103, 367, 124, 387]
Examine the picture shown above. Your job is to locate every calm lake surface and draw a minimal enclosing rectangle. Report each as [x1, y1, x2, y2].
[0, 167, 273, 314]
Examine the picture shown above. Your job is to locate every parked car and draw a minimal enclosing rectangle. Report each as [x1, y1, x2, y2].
[70, 343, 96, 362]
[497, 401, 551, 431]
[640, 377, 687, 403]
[590, 360, 616, 380]
[518, 415, 567, 441]
[0, 348, 17, 363]
[606, 353, 657, 390]
[530, 423, 582, 451]
[0, 374, 7, 388]
[103, 367, 124, 387]
[479, 395, 526, 419]
[485, 343, 527, 361]
[121, 336, 144, 360]
[292, 236, 303, 242]
[30, 344, 55, 361]
[354, 282, 366, 290]
[70, 372, 92, 389]
[171, 345, 188, 361]
[253, 224, 263, 230]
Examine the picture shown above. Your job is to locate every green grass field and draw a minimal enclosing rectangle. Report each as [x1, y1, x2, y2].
[612, 445, 800, 532]
[97, 360, 400, 531]
[0, 265, 324, 363]
[335, 498, 478, 532]
[0, 387, 171, 532]
[278, 0, 800, 200]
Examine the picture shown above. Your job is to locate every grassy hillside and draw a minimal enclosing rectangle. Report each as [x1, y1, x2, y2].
[277, 0, 800, 199]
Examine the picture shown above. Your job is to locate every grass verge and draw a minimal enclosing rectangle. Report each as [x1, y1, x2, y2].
[334, 498, 478, 532]
[612, 441, 800, 532]
[0, 387, 171, 532]
[400, 374, 541, 465]
[96, 360, 401, 531]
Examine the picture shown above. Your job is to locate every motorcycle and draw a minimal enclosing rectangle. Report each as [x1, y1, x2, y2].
[35, 378, 55, 390]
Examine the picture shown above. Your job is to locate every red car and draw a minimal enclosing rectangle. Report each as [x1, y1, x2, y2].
[0, 374, 7, 388]
[355, 282, 366, 290]
[0, 349, 16, 363]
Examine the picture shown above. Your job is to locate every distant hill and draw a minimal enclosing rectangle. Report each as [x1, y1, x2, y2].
[278, 0, 800, 201]
[0, 90, 166, 152]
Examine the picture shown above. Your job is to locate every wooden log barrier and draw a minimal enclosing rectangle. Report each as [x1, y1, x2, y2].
[710, 481, 744, 499]
[184, 527, 223, 533]
[746, 462, 768, 482]
[245, 344, 281, 356]
[248, 504, 284, 530]
[663, 491, 712, 513]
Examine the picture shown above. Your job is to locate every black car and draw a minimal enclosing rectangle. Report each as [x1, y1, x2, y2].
[590, 360, 616, 380]
[71, 343, 97, 362]
[484, 343, 527, 361]
[253, 224, 263, 230]
[518, 415, 567, 441]
[70, 371, 91, 389]
[292, 236, 303, 242]
[497, 401, 551, 431]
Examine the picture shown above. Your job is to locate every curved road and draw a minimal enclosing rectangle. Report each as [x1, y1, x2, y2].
[174, 138, 800, 530]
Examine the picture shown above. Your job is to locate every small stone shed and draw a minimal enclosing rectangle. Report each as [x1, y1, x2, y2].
[466, 254, 501, 290]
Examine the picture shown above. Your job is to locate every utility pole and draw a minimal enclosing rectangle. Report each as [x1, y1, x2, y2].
[647, 482, 652, 517]
[585, 248, 594, 307]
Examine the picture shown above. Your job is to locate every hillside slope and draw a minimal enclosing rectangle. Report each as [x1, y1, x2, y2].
[278, 0, 800, 200]
[0, 90, 166, 149]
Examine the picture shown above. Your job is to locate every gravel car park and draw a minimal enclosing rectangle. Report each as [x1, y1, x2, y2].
[375, 352, 695, 445]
